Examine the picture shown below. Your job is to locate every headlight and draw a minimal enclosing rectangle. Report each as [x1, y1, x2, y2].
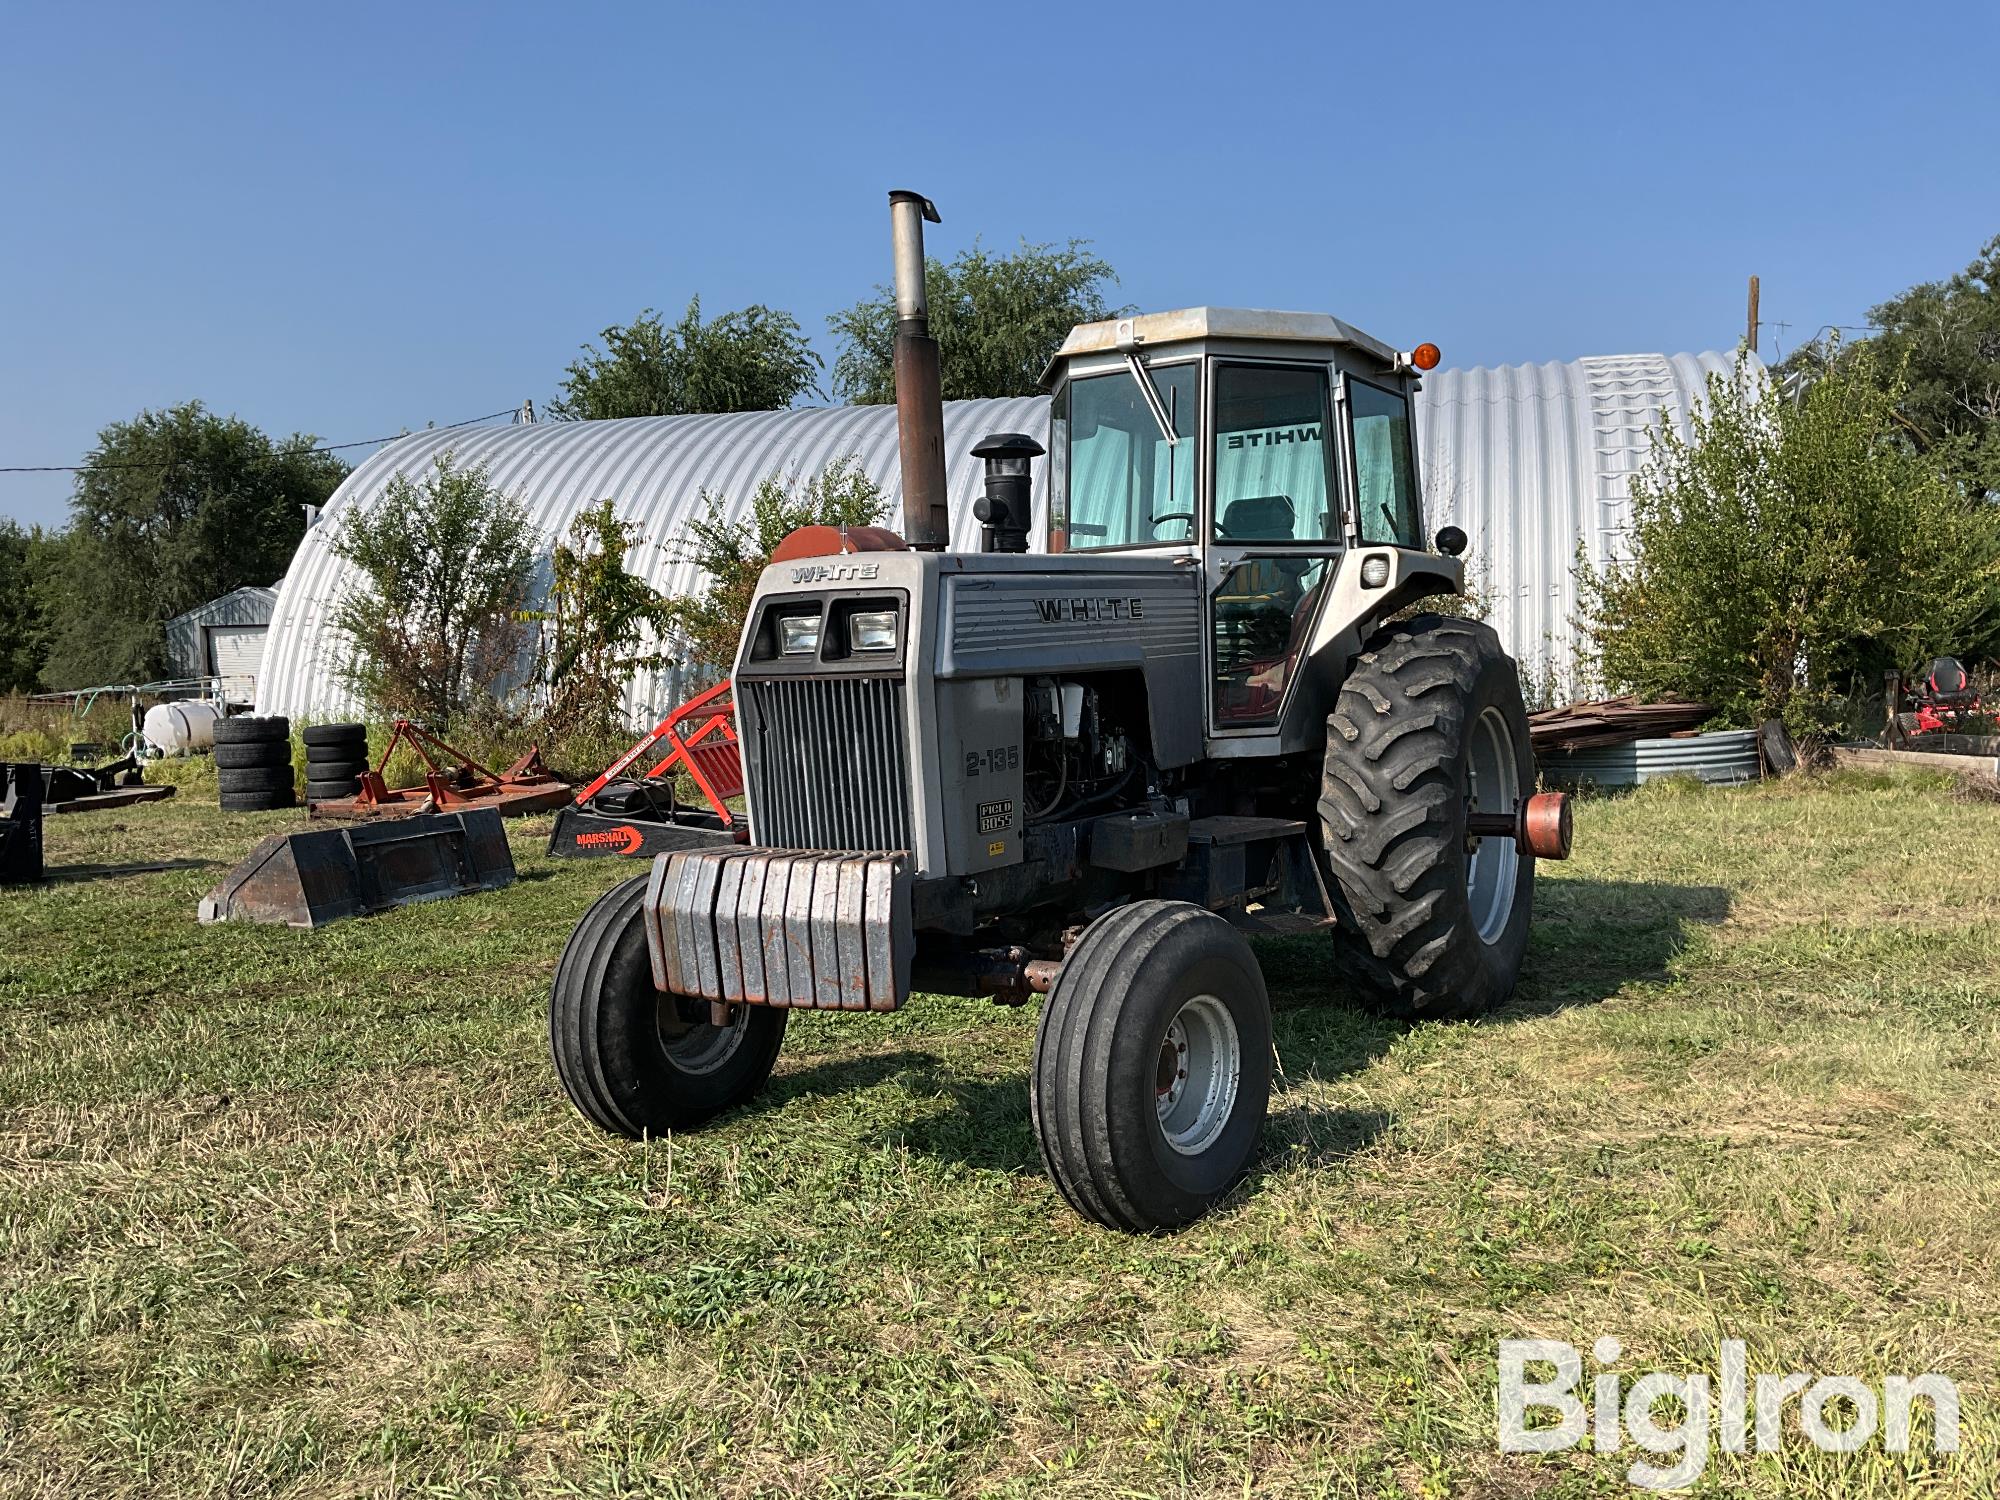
[779, 615, 822, 656]
[1359, 553, 1392, 588]
[848, 609, 897, 652]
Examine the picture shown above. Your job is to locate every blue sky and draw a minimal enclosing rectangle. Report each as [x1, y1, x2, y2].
[2, 0, 1994, 527]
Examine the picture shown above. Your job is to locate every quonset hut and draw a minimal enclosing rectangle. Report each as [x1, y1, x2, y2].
[1413, 351, 1751, 693]
[258, 397, 1044, 723]
[257, 351, 1751, 721]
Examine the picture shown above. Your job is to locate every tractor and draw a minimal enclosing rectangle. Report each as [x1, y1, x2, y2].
[548, 191, 1572, 1232]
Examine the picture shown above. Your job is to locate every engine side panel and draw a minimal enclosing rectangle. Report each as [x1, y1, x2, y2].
[936, 677, 1026, 873]
[935, 568, 1205, 768]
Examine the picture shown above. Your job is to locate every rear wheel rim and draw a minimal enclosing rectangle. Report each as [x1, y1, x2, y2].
[657, 995, 750, 1075]
[1466, 704, 1521, 945]
[1155, 994, 1241, 1156]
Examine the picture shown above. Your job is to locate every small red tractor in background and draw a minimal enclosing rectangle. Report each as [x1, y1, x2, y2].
[1889, 657, 1985, 744]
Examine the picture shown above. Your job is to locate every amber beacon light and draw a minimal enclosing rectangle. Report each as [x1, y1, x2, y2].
[1409, 342, 1442, 371]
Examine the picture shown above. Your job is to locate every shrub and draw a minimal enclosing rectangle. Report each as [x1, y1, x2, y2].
[530, 500, 673, 751]
[660, 459, 885, 681]
[1578, 350, 2000, 737]
[328, 453, 537, 726]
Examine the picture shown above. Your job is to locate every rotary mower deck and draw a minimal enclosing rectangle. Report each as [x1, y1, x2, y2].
[307, 719, 570, 820]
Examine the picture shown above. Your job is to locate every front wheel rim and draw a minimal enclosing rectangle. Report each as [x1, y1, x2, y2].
[1465, 704, 1522, 945]
[1155, 995, 1242, 1156]
[658, 995, 751, 1076]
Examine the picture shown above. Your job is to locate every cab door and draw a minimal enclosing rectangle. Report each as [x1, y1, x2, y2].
[1203, 360, 1344, 733]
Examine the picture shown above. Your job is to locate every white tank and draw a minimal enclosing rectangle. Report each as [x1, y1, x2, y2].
[143, 700, 222, 756]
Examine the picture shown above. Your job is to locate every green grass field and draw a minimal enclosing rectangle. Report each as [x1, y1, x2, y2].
[3, 768, 1997, 1497]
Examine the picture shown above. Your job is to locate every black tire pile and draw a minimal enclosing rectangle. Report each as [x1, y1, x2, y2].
[303, 722, 369, 803]
[212, 716, 297, 812]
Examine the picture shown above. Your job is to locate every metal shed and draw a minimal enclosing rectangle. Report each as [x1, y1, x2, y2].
[166, 584, 277, 705]
[256, 348, 1754, 722]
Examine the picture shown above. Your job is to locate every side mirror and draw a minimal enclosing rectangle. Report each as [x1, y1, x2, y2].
[1435, 525, 1467, 557]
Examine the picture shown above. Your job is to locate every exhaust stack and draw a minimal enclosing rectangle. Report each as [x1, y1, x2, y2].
[889, 190, 949, 550]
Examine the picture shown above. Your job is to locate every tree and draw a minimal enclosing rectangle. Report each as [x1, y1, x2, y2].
[661, 458, 885, 679]
[1782, 234, 2000, 501]
[828, 239, 1125, 404]
[1578, 350, 2000, 737]
[532, 501, 673, 743]
[0, 521, 61, 693]
[548, 297, 822, 420]
[37, 402, 348, 688]
[328, 452, 537, 724]
[1863, 234, 2000, 500]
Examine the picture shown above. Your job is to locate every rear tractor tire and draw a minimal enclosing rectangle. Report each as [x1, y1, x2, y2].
[1031, 900, 1273, 1233]
[1319, 614, 1536, 1021]
[549, 874, 787, 1136]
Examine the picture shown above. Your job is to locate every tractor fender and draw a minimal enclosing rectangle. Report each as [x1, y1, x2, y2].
[1303, 548, 1463, 681]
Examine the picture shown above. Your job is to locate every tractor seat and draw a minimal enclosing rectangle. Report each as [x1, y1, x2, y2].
[1928, 657, 1970, 696]
[1220, 494, 1296, 541]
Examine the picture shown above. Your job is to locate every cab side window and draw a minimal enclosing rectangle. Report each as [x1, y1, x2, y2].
[1349, 379, 1422, 548]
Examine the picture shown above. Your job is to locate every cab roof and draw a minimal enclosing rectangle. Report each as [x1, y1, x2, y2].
[1043, 306, 1403, 385]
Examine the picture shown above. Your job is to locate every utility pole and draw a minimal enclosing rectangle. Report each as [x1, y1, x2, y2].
[1745, 275, 1760, 353]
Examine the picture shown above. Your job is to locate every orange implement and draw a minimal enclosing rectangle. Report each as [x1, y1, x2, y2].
[309, 719, 571, 820]
[573, 679, 743, 825]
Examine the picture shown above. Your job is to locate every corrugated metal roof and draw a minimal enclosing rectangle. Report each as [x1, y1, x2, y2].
[1414, 351, 1755, 693]
[167, 584, 277, 630]
[166, 585, 278, 682]
[258, 398, 1046, 721]
[259, 350, 1755, 723]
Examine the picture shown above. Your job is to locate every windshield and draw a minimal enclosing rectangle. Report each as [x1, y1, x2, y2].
[1058, 363, 1198, 548]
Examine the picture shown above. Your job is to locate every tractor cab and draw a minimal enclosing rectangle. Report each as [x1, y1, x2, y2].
[1040, 308, 1459, 742]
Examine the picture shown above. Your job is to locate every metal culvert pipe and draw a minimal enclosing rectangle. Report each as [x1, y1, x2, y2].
[889, 189, 948, 550]
[1541, 729, 1761, 787]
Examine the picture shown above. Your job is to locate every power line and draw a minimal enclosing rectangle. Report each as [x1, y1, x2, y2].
[0, 406, 522, 476]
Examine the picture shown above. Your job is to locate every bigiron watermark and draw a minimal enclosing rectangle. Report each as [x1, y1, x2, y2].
[1497, 1337, 1960, 1490]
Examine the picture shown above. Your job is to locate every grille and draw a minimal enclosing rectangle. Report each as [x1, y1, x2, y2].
[740, 676, 915, 853]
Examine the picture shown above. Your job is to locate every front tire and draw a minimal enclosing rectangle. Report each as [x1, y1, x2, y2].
[1031, 900, 1273, 1233]
[549, 873, 787, 1136]
[1319, 614, 1535, 1020]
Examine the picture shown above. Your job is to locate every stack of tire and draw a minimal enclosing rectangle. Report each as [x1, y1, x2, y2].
[213, 716, 297, 813]
[304, 723, 370, 804]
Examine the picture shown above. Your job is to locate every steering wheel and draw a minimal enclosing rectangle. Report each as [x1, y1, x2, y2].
[1150, 511, 1197, 539]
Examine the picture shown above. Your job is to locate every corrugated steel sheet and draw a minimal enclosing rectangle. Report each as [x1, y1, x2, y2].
[258, 398, 1045, 721]
[259, 349, 1756, 723]
[1414, 351, 1755, 694]
[1541, 729, 1761, 787]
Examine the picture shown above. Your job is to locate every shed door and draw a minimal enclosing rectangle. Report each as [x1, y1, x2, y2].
[209, 625, 266, 679]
